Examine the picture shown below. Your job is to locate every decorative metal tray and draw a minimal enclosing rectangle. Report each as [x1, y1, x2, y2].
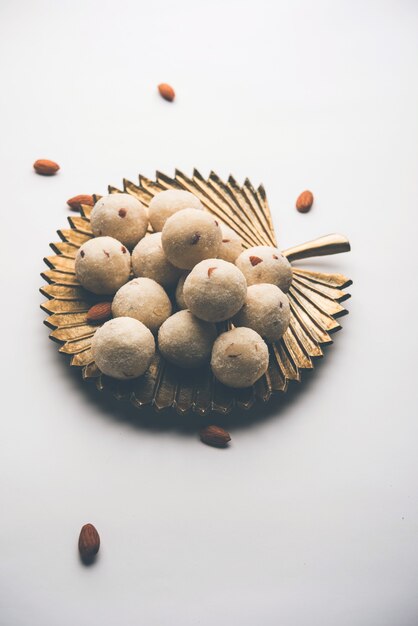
[40, 170, 351, 415]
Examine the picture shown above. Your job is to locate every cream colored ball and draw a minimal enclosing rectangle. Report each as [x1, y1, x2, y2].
[235, 246, 292, 292]
[75, 236, 131, 295]
[90, 193, 148, 248]
[161, 208, 222, 270]
[112, 277, 172, 333]
[92, 317, 155, 380]
[148, 189, 203, 232]
[132, 232, 183, 288]
[211, 327, 269, 388]
[183, 259, 247, 322]
[158, 310, 217, 368]
[217, 223, 243, 263]
[233, 284, 290, 342]
[175, 273, 189, 310]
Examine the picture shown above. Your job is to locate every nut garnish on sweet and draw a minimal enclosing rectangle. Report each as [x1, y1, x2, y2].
[236, 246, 293, 291]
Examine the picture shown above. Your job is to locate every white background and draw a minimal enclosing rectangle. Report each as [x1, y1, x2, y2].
[0, 1, 418, 624]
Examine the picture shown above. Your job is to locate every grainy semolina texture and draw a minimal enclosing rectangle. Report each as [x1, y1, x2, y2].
[132, 232, 183, 288]
[183, 259, 247, 322]
[90, 193, 148, 248]
[75, 236, 131, 295]
[148, 189, 203, 232]
[92, 317, 155, 380]
[112, 277, 172, 333]
[161, 208, 222, 270]
[175, 273, 189, 310]
[217, 223, 243, 263]
[158, 310, 217, 368]
[235, 245, 292, 292]
[211, 327, 269, 388]
[233, 283, 290, 342]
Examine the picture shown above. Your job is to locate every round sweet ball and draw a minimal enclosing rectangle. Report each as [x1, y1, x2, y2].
[183, 259, 247, 322]
[92, 317, 155, 380]
[161, 208, 222, 270]
[217, 223, 243, 263]
[75, 236, 131, 295]
[211, 327, 269, 388]
[90, 193, 148, 248]
[175, 273, 189, 310]
[132, 232, 183, 288]
[233, 284, 290, 343]
[235, 246, 292, 292]
[148, 189, 203, 232]
[158, 310, 217, 368]
[112, 277, 172, 333]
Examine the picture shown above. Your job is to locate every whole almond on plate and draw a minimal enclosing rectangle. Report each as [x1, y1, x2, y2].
[296, 190, 314, 213]
[199, 425, 231, 448]
[67, 194, 95, 211]
[78, 523, 100, 562]
[33, 159, 60, 176]
[158, 83, 175, 102]
[86, 302, 112, 324]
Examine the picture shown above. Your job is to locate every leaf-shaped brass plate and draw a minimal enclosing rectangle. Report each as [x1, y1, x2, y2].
[41, 170, 351, 415]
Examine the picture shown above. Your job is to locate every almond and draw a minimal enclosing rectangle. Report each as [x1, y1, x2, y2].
[67, 194, 94, 211]
[158, 83, 175, 102]
[86, 302, 112, 324]
[199, 425, 231, 448]
[296, 190, 314, 213]
[249, 255, 263, 266]
[78, 523, 100, 562]
[33, 159, 60, 176]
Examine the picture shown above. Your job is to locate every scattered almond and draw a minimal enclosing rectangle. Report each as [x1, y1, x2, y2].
[158, 83, 175, 102]
[296, 190, 314, 213]
[33, 159, 60, 176]
[78, 523, 100, 563]
[249, 255, 262, 266]
[67, 194, 94, 211]
[86, 302, 112, 324]
[199, 425, 231, 448]
[207, 267, 216, 277]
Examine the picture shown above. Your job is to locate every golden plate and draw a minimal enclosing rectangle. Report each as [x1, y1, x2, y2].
[40, 169, 351, 415]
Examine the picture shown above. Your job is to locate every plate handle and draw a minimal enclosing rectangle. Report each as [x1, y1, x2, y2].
[282, 233, 350, 262]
